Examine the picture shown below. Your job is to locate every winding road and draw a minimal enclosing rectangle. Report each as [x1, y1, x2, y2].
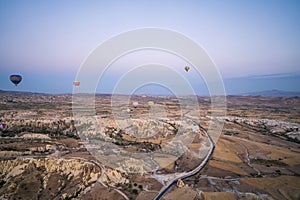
[153, 124, 215, 200]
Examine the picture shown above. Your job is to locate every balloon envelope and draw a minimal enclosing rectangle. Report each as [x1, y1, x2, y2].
[73, 81, 80, 87]
[65, 119, 72, 124]
[184, 66, 190, 72]
[147, 101, 154, 106]
[132, 101, 138, 108]
[10, 75, 22, 86]
[0, 123, 7, 130]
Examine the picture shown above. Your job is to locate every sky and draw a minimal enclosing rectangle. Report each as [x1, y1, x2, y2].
[0, 0, 299, 94]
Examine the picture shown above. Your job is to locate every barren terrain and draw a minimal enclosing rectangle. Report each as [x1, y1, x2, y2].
[0, 91, 299, 199]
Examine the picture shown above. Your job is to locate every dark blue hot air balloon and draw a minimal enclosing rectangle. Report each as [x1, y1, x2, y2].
[10, 74, 22, 86]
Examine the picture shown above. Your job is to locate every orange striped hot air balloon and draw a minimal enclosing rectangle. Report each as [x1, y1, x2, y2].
[73, 81, 80, 87]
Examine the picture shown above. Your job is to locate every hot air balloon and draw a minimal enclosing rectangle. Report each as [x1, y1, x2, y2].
[184, 66, 190, 72]
[126, 108, 131, 113]
[147, 101, 154, 107]
[0, 123, 7, 131]
[73, 81, 80, 87]
[132, 101, 138, 108]
[10, 75, 22, 86]
[65, 119, 72, 124]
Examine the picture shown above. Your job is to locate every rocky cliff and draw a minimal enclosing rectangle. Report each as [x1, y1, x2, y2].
[0, 157, 101, 200]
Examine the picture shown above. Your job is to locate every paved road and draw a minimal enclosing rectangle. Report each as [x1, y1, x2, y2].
[154, 124, 215, 200]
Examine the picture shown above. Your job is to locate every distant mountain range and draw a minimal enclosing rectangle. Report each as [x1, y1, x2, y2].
[1, 72, 299, 97]
[0, 89, 50, 95]
[240, 90, 300, 97]
[1, 89, 299, 97]
[224, 72, 300, 96]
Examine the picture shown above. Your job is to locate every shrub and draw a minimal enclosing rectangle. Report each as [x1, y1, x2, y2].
[132, 189, 138, 195]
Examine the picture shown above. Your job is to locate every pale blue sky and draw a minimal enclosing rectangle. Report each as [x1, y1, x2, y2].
[0, 0, 299, 94]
